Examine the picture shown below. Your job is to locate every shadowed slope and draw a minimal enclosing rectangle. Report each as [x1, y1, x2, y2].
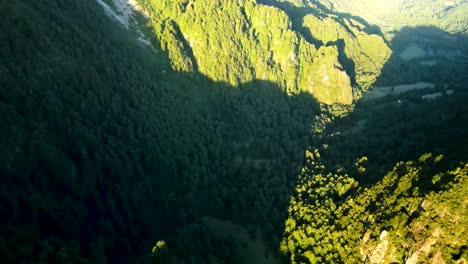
[0, 0, 319, 262]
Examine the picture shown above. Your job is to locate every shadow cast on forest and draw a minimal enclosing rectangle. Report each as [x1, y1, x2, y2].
[319, 25, 468, 186]
[140, 52, 321, 263]
[142, 14, 467, 264]
[277, 23, 468, 263]
[0, 1, 321, 263]
[375, 25, 468, 86]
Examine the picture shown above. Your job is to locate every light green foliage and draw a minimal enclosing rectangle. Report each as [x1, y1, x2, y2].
[281, 152, 468, 263]
[136, 0, 390, 104]
[316, 0, 468, 38]
[155, 19, 195, 73]
[302, 15, 391, 93]
[298, 45, 353, 104]
[142, 0, 292, 86]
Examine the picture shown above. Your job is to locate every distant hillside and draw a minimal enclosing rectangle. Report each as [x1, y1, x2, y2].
[314, 0, 468, 39]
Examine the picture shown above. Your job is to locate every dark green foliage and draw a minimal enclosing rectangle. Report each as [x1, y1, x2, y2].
[0, 0, 318, 262]
[319, 93, 468, 185]
[144, 222, 243, 264]
[374, 26, 468, 87]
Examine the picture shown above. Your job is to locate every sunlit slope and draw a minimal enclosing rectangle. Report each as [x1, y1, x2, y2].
[136, 0, 390, 104]
[301, 15, 390, 98]
[316, 0, 468, 38]
[281, 152, 468, 263]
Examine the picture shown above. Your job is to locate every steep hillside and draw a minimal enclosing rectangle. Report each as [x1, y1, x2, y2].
[135, 0, 391, 104]
[0, 0, 320, 262]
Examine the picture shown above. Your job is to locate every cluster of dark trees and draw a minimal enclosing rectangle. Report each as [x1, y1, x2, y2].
[0, 0, 319, 262]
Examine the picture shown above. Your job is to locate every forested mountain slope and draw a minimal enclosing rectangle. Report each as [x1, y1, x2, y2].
[136, 0, 391, 104]
[282, 152, 468, 263]
[0, 0, 467, 263]
[0, 0, 319, 262]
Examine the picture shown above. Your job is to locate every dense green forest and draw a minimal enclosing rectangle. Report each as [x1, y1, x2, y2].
[282, 152, 468, 263]
[1, 0, 467, 263]
[136, 0, 391, 104]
